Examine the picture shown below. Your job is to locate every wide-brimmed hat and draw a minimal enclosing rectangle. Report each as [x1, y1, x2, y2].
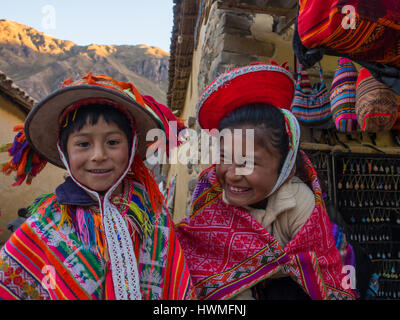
[196, 61, 295, 130]
[25, 73, 161, 168]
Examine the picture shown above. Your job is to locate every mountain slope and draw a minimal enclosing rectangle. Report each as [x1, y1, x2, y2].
[0, 19, 169, 104]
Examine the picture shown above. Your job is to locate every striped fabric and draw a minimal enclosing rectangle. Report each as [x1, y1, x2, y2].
[355, 68, 398, 132]
[291, 63, 333, 127]
[298, 0, 400, 69]
[330, 58, 359, 132]
[0, 178, 195, 300]
[175, 152, 356, 300]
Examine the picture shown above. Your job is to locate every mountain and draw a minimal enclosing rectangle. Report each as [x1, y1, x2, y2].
[0, 20, 169, 104]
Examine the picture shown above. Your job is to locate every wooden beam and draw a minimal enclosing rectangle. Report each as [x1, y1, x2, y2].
[301, 142, 400, 155]
[218, 2, 296, 16]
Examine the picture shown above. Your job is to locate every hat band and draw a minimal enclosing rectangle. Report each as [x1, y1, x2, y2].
[196, 64, 295, 118]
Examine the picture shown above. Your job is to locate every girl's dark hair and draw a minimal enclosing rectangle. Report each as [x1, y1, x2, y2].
[218, 103, 307, 180]
[59, 104, 133, 160]
[219, 103, 289, 172]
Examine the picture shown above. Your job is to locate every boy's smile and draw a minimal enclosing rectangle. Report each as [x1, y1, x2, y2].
[66, 116, 130, 194]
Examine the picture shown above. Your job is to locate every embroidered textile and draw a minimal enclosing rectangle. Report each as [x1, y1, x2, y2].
[298, 0, 400, 68]
[0, 178, 195, 300]
[175, 152, 356, 300]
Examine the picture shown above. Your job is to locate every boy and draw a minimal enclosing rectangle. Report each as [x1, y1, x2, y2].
[0, 73, 195, 300]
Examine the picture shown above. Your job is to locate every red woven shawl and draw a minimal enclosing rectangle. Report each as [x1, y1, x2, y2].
[175, 153, 356, 300]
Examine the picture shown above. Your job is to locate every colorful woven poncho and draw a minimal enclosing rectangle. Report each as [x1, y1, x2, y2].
[0, 177, 195, 300]
[175, 152, 356, 300]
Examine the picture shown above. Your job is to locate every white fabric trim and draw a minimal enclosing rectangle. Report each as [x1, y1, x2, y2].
[57, 134, 142, 300]
[267, 109, 300, 197]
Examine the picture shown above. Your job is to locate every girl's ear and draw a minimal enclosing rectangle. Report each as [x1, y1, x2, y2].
[284, 162, 296, 184]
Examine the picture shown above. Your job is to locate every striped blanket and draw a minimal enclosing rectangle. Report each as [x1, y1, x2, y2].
[298, 0, 400, 68]
[0, 178, 195, 300]
[175, 152, 356, 300]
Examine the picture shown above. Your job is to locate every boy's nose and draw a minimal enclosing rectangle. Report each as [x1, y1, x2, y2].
[91, 144, 108, 161]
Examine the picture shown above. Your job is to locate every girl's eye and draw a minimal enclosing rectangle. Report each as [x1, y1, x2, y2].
[77, 142, 89, 148]
[245, 160, 255, 166]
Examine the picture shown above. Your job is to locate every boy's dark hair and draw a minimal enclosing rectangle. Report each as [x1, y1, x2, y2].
[59, 104, 133, 160]
[17, 208, 29, 218]
[218, 103, 307, 179]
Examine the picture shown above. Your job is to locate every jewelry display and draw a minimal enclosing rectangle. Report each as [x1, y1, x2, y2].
[333, 153, 400, 300]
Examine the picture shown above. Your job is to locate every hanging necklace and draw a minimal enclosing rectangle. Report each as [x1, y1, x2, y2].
[342, 158, 349, 175]
[367, 159, 373, 174]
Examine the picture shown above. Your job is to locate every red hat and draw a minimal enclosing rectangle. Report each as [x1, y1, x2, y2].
[196, 61, 295, 130]
[142, 95, 186, 153]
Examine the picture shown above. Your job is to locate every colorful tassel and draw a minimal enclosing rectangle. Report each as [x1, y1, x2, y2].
[92, 213, 106, 258]
[76, 207, 90, 245]
[1, 125, 47, 186]
[72, 206, 106, 258]
[129, 154, 165, 214]
[123, 212, 145, 239]
[66, 72, 147, 108]
[127, 201, 153, 237]
[28, 193, 53, 214]
[58, 204, 72, 229]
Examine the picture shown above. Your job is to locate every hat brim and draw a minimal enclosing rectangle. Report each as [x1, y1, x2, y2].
[197, 65, 295, 130]
[25, 85, 160, 168]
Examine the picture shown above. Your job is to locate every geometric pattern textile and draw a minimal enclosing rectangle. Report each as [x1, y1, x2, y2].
[0, 178, 195, 300]
[176, 152, 357, 300]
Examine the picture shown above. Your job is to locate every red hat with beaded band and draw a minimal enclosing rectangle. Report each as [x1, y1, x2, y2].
[196, 61, 295, 130]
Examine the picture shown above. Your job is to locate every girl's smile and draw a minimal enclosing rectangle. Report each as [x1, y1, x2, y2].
[216, 125, 282, 209]
[227, 184, 251, 194]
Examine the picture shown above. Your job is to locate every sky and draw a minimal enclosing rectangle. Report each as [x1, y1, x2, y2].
[1, 0, 174, 53]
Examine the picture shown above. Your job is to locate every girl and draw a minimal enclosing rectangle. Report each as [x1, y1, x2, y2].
[0, 73, 194, 300]
[175, 62, 356, 300]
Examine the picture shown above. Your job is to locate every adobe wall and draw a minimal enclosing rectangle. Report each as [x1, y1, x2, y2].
[0, 95, 65, 244]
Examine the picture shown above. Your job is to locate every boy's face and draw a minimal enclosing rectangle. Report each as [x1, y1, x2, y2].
[216, 126, 281, 209]
[66, 116, 130, 194]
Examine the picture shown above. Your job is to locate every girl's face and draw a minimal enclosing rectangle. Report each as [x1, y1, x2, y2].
[66, 116, 130, 194]
[216, 126, 281, 209]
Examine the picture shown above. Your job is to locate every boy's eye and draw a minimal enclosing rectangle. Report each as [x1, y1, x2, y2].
[107, 140, 120, 146]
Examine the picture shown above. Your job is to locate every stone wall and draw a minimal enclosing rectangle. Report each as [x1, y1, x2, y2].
[197, 6, 278, 95]
[168, 3, 302, 222]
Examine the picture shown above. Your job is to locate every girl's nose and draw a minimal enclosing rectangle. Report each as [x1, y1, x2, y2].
[225, 164, 243, 182]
